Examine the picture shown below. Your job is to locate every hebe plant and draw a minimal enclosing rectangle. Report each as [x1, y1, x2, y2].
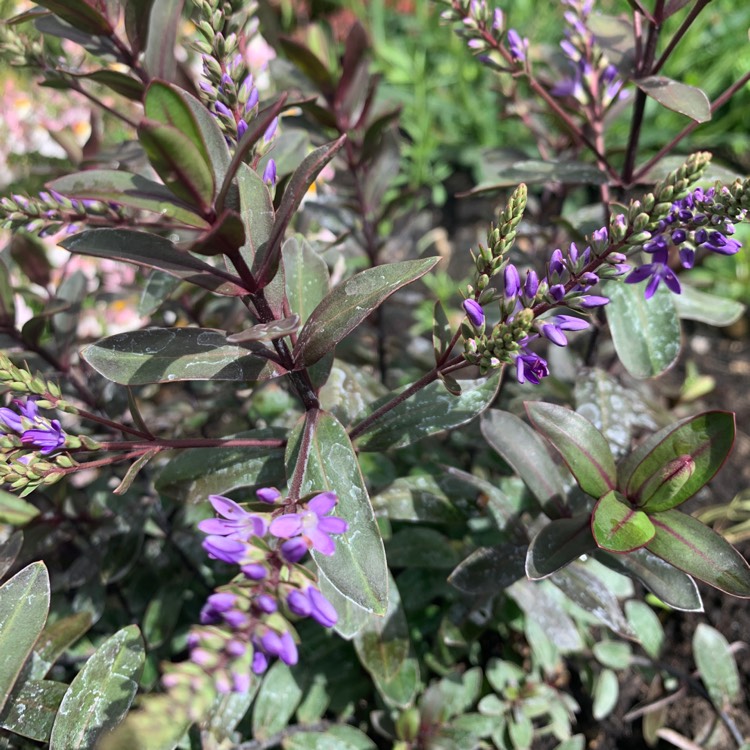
[0, 0, 749, 748]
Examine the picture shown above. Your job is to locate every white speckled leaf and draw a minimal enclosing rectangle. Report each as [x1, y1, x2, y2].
[605, 281, 681, 379]
[354, 372, 501, 451]
[285, 411, 388, 614]
[49, 625, 144, 749]
[81, 327, 287, 385]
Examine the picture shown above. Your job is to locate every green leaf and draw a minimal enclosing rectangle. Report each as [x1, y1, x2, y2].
[142, 0, 183, 81]
[234, 163, 274, 268]
[252, 661, 303, 740]
[635, 76, 711, 122]
[155, 429, 285, 503]
[354, 372, 500, 452]
[592, 490, 655, 553]
[372, 477, 464, 525]
[432, 301, 452, 361]
[596, 547, 702, 612]
[619, 412, 735, 512]
[605, 280, 681, 378]
[67, 70, 144, 100]
[526, 402, 616, 499]
[60, 229, 244, 296]
[526, 515, 596, 579]
[317, 573, 370, 639]
[0, 257, 15, 327]
[592, 669, 618, 720]
[142, 587, 183, 649]
[480, 409, 567, 516]
[354, 574, 411, 693]
[0, 562, 50, 714]
[675, 285, 745, 326]
[693, 623, 741, 709]
[282, 725, 376, 750]
[31, 612, 92, 680]
[625, 600, 664, 659]
[373, 655, 419, 709]
[0, 679, 67, 741]
[285, 411, 388, 614]
[469, 159, 607, 194]
[81, 327, 287, 385]
[138, 120, 214, 213]
[294, 258, 439, 367]
[124, 0, 155, 56]
[48, 170, 208, 228]
[205, 686, 258, 742]
[592, 641, 632, 669]
[0, 489, 39, 525]
[49, 625, 144, 749]
[283, 236, 329, 326]
[33, 0, 112, 34]
[646, 509, 750, 597]
[386, 528, 462, 569]
[0, 532, 23, 580]
[277, 36, 335, 96]
[449, 544, 528, 594]
[255, 136, 347, 284]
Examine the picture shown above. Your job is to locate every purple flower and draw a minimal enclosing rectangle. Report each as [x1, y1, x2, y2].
[539, 314, 589, 346]
[200, 592, 238, 624]
[463, 299, 485, 327]
[255, 594, 277, 614]
[245, 87, 259, 111]
[262, 159, 277, 186]
[514, 352, 549, 385]
[549, 249, 565, 276]
[507, 29, 527, 62]
[524, 270, 539, 298]
[256, 487, 281, 504]
[237, 119, 248, 139]
[287, 586, 338, 627]
[578, 295, 609, 308]
[263, 117, 278, 143]
[549, 283, 566, 302]
[269, 491, 348, 556]
[214, 101, 232, 118]
[624, 247, 681, 298]
[198, 495, 268, 541]
[202, 535, 246, 564]
[492, 8, 504, 30]
[504, 264, 521, 297]
[21, 419, 66, 454]
[252, 649, 269, 674]
[279, 537, 309, 563]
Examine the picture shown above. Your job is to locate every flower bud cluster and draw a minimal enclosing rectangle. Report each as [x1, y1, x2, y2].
[551, 0, 624, 109]
[182, 489, 348, 694]
[437, 0, 524, 68]
[0, 191, 123, 236]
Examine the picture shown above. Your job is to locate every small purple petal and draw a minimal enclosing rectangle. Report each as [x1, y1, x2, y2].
[307, 491, 337, 516]
[209, 495, 247, 520]
[202, 535, 246, 564]
[462, 299, 485, 327]
[287, 589, 312, 617]
[308, 587, 338, 627]
[269, 514, 303, 538]
[280, 537, 309, 563]
[317, 516, 348, 535]
[279, 632, 298, 665]
[257, 487, 281, 504]
[252, 650, 269, 674]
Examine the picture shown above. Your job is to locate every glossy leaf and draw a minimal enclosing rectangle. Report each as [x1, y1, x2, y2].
[294, 257, 438, 367]
[635, 76, 711, 122]
[235, 163, 274, 268]
[526, 402, 616, 499]
[675, 285, 745, 326]
[372, 655, 420, 709]
[277, 36, 334, 96]
[432, 300, 452, 361]
[551, 562, 634, 637]
[0, 679, 67, 741]
[282, 236, 329, 326]
[81, 328, 287, 385]
[226, 317, 300, 344]
[468, 159, 607, 194]
[693, 623, 741, 708]
[0, 562, 50, 714]
[49, 625, 144, 749]
[255, 136, 347, 284]
[124, 0, 155, 56]
[155, 429, 285, 503]
[62, 228, 244, 296]
[355, 371, 500, 451]
[0, 489, 39, 525]
[619, 412, 735, 512]
[68, 69, 144, 99]
[481, 409, 567, 515]
[205, 687, 259, 743]
[283, 725, 376, 750]
[33, 0, 112, 34]
[187, 209, 245, 256]
[48, 170, 208, 228]
[449, 544, 528, 594]
[372, 477, 464, 525]
[646, 509, 750, 597]
[285, 411, 388, 614]
[138, 120, 214, 213]
[526, 515, 596, 579]
[605, 280, 681, 378]
[0, 532, 23, 580]
[592, 490, 655, 553]
[252, 661, 302, 740]
[31, 612, 93, 680]
[317, 572, 370, 639]
[354, 574, 410, 687]
[592, 669, 618, 720]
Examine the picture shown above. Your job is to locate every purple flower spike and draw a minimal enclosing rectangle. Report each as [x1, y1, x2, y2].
[198, 495, 268, 541]
[21, 419, 66, 454]
[504, 264, 521, 297]
[463, 299, 485, 327]
[270, 491, 347, 557]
